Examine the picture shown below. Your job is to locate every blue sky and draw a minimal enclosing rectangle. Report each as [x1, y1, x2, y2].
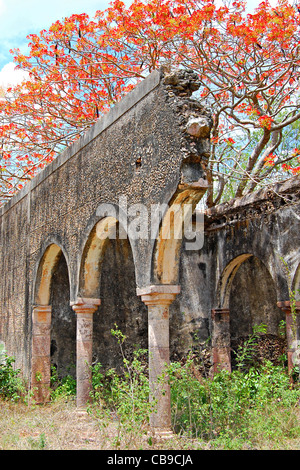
[0, 0, 275, 86]
[0, 1, 115, 71]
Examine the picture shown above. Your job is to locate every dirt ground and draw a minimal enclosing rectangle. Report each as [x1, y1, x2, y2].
[0, 399, 205, 451]
[1, 398, 299, 451]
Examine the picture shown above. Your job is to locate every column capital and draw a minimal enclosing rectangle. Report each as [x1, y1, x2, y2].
[33, 304, 52, 311]
[212, 308, 230, 321]
[136, 285, 180, 306]
[277, 301, 300, 313]
[32, 305, 52, 323]
[71, 297, 101, 314]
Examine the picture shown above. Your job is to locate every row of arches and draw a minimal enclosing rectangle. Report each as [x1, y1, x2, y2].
[30, 185, 208, 434]
[211, 253, 300, 375]
[32, 218, 148, 401]
[30, 211, 300, 432]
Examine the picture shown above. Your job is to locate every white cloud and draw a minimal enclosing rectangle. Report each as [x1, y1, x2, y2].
[0, 0, 6, 15]
[0, 62, 29, 88]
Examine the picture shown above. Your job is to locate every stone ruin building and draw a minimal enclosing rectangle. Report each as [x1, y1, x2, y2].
[0, 68, 299, 435]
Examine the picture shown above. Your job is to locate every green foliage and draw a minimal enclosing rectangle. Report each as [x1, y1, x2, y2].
[89, 325, 155, 448]
[167, 356, 300, 447]
[50, 365, 76, 401]
[234, 323, 268, 371]
[86, 326, 300, 448]
[0, 355, 25, 402]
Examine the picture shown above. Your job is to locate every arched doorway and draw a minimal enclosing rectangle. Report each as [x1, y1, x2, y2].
[213, 254, 285, 372]
[31, 244, 74, 402]
[50, 253, 75, 380]
[75, 216, 147, 406]
[229, 256, 285, 368]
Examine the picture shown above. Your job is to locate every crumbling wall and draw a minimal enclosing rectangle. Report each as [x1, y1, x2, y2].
[0, 64, 299, 380]
[171, 177, 300, 367]
[0, 68, 212, 378]
[0, 195, 30, 376]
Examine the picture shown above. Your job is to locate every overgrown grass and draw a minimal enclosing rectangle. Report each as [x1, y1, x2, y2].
[167, 356, 300, 449]
[87, 326, 300, 449]
[1, 325, 300, 450]
[166, 324, 300, 449]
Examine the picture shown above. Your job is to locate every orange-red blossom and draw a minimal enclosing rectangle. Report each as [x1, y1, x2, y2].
[0, 0, 300, 203]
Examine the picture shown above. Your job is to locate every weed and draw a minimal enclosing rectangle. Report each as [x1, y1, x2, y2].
[1, 326, 299, 450]
[0, 354, 25, 402]
[89, 325, 155, 448]
[28, 432, 47, 450]
[50, 365, 76, 401]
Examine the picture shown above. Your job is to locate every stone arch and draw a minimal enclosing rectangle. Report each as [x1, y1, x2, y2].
[212, 253, 285, 372]
[152, 187, 206, 285]
[31, 243, 73, 402]
[77, 215, 147, 371]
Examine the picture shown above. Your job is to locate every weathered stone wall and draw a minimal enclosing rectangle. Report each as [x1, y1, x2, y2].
[168, 177, 300, 366]
[0, 64, 299, 385]
[0, 196, 30, 374]
[0, 68, 212, 379]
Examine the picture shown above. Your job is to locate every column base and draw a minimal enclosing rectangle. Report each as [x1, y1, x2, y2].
[147, 428, 174, 440]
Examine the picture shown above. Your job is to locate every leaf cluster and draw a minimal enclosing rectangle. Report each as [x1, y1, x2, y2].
[1, 0, 300, 204]
[0, 355, 26, 402]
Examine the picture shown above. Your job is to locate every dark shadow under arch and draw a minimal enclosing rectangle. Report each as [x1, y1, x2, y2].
[50, 253, 76, 379]
[78, 217, 147, 371]
[33, 244, 75, 382]
[228, 256, 286, 368]
[229, 256, 285, 338]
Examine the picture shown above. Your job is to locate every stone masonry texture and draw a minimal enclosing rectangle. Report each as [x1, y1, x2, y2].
[0, 67, 299, 386]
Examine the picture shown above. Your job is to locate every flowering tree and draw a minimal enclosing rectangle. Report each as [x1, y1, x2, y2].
[1, 0, 300, 205]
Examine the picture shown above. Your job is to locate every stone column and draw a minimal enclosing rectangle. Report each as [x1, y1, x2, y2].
[71, 298, 101, 409]
[277, 301, 300, 374]
[137, 285, 180, 436]
[31, 305, 52, 403]
[211, 308, 231, 374]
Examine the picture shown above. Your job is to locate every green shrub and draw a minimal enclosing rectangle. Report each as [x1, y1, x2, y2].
[98, 327, 154, 424]
[88, 325, 300, 449]
[167, 353, 300, 448]
[90, 327, 155, 448]
[0, 355, 25, 401]
[50, 365, 76, 401]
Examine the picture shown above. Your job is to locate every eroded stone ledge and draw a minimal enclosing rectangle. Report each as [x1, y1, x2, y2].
[204, 176, 300, 231]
